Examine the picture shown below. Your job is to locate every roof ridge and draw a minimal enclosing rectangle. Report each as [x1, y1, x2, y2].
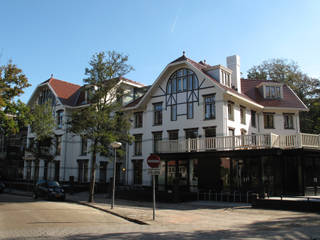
[50, 78, 81, 87]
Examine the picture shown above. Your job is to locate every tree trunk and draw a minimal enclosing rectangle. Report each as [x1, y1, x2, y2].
[88, 140, 97, 202]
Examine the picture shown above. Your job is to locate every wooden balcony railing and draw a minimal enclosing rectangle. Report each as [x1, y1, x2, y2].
[157, 133, 320, 154]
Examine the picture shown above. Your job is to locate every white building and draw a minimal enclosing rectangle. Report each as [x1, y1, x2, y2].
[24, 76, 146, 184]
[24, 53, 320, 196]
[124, 53, 320, 195]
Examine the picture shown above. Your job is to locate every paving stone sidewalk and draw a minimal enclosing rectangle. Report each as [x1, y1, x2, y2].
[66, 191, 251, 225]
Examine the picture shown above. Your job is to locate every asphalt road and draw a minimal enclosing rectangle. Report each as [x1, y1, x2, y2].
[1, 193, 320, 240]
[0, 193, 137, 240]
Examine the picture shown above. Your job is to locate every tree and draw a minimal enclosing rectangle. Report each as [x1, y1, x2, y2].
[0, 61, 32, 135]
[69, 51, 133, 202]
[28, 101, 56, 182]
[247, 59, 320, 102]
[247, 58, 320, 133]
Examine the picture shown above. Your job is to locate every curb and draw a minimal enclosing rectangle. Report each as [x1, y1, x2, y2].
[67, 199, 149, 225]
[3, 190, 32, 198]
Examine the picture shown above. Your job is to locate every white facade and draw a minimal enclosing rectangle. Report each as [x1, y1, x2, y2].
[24, 77, 145, 184]
[125, 54, 308, 187]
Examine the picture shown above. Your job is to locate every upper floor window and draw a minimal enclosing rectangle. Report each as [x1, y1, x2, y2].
[168, 130, 179, 140]
[266, 86, 281, 99]
[264, 113, 274, 129]
[251, 110, 256, 128]
[284, 114, 294, 129]
[153, 131, 162, 153]
[57, 110, 64, 129]
[185, 128, 198, 139]
[171, 105, 177, 121]
[81, 136, 87, 155]
[240, 106, 246, 124]
[166, 68, 198, 94]
[228, 102, 234, 121]
[187, 102, 193, 119]
[204, 127, 216, 138]
[153, 103, 162, 125]
[134, 112, 143, 128]
[134, 134, 142, 156]
[204, 95, 216, 120]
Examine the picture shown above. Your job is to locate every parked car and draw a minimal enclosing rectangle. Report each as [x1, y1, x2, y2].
[32, 180, 65, 201]
[0, 181, 5, 193]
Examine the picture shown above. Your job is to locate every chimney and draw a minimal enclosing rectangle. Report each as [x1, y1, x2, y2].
[226, 55, 241, 93]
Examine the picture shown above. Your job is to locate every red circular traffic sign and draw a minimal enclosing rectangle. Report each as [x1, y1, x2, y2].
[147, 154, 161, 168]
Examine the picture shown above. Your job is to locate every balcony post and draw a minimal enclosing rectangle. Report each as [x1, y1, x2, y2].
[187, 138, 190, 152]
[197, 137, 200, 152]
[269, 133, 272, 148]
[297, 133, 302, 148]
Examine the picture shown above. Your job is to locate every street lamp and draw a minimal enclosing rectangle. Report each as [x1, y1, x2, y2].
[110, 141, 122, 209]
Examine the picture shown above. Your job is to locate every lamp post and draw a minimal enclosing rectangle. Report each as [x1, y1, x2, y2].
[110, 141, 122, 209]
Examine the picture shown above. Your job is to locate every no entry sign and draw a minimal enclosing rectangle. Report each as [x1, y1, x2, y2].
[147, 154, 160, 168]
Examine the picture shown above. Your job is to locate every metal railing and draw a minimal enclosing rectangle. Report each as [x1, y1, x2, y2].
[157, 133, 320, 153]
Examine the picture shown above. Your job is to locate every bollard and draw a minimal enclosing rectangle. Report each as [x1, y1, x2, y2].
[233, 191, 236, 202]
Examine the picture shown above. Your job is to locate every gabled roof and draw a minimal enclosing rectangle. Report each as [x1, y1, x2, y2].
[38, 76, 145, 107]
[44, 77, 81, 106]
[241, 79, 308, 110]
[124, 54, 308, 111]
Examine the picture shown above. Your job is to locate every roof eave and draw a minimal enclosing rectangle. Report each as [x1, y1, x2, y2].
[225, 90, 264, 109]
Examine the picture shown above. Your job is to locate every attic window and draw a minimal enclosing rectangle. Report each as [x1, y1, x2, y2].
[166, 68, 198, 94]
[265, 86, 281, 99]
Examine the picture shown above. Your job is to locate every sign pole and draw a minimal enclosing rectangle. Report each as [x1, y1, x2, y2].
[153, 174, 156, 221]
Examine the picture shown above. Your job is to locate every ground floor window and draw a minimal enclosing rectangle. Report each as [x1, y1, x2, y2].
[26, 161, 31, 180]
[78, 160, 88, 183]
[54, 161, 60, 181]
[99, 161, 108, 183]
[133, 160, 142, 185]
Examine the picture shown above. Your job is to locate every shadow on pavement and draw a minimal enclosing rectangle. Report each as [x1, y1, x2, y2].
[2, 215, 320, 240]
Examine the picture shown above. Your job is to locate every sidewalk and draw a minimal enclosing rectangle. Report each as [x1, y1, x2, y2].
[66, 191, 251, 225]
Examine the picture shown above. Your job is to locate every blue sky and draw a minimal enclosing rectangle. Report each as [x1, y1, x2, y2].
[1, 0, 320, 103]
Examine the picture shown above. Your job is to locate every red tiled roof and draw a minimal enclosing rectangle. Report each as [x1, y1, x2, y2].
[170, 55, 307, 110]
[179, 57, 258, 103]
[45, 78, 81, 106]
[241, 79, 307, 109]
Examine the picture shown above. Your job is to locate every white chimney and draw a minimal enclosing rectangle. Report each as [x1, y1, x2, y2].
[226, 55, 241, 93]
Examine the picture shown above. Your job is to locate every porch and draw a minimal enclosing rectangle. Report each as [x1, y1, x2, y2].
[157, 133, 320, 153]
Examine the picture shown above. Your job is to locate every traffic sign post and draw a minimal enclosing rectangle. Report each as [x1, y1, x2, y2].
[146, 154, 160, 221]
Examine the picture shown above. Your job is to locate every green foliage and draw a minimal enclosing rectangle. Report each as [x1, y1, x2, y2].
[69, 51, 133, 155]
[69, 50, 134, 202]
[247, 59, 320, 101]
[247, 58, 320, 134]
[0, 61, 32, 135]
[31, 101, 55, 143]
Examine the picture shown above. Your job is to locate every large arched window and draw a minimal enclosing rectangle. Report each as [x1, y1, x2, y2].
[166, 68, 198, 94]
[166, 68, 199, 120]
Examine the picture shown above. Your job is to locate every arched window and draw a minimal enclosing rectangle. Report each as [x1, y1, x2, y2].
[166, 68, 198, 94]
[166, 68, 199, 121]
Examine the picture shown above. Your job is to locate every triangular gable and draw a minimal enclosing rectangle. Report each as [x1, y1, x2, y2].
[125, 56, 226, 110]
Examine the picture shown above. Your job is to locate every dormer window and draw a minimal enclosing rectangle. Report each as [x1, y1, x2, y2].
[266, 86, 281, 99]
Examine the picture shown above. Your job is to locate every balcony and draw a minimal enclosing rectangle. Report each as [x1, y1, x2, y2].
[157, 133, 320, 154]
